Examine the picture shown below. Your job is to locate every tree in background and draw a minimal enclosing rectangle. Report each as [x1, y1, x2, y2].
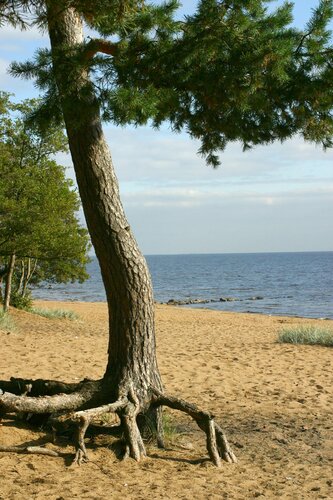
[0, 93, 90, 311]
[0, 0, 332, 466]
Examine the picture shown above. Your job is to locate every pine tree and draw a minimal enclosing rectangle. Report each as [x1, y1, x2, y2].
[0, 0, 332, 466]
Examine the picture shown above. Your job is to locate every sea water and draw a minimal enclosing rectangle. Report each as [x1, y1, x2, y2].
[31, 252, 333, 319]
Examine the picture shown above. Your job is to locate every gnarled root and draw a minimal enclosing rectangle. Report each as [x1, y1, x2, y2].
[68, 386, 146, 464]
[214, 422, 238, 464]
[156, 406, 165, 449]
[0, 377, 84, 397]
[0, 379, 102, 415]
[71, 397, 128, 464]
[73, 416, 90, 465]
[121, 386, 146, 461]
[151, 388, 237, 466]
[0, 377, 104, 463]
[0, 377, 237, 467]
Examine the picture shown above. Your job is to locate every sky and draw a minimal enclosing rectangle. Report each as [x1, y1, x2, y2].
[0, 1, 332, 255]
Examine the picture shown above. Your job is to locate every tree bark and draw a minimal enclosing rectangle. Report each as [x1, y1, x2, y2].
[45, 4, 163, 406]
[0, 3, 236, 467]
[22, 258, 36, 297]
[16, 259, 25, 295]
[3, 253, 15, 312]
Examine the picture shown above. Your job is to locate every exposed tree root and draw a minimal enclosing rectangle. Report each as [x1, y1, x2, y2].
[0, 377, 84, 397]
[155, 406, 165, 449]
[0, 378, 237, 467]
[72, 397, 128, 464]
[121, 386, 146, 462]
[0, 379, 101, 414]
[214, 421, 238, 464]
[73, 416, 90, 465]
[0, 445, 59, 457]
[73, 397, 127, 421]
[151, 387, 237, 465]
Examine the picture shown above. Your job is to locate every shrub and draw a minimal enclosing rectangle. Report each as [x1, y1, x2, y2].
[278, 325, 333, 347]
[10, 290, 33, 310]
[31, 307, 79, 320]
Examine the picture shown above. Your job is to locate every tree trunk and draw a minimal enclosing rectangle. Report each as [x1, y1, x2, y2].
[0, 4, 236, 467]
[22, 258, 36, 297]
[16, 259, 25, 295]
[0, 264, 9, 304]
[46, 4, 163, 406]
[3, 253, 15, 312]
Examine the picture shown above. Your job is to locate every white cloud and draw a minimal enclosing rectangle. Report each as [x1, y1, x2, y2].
[1, 3, 332, 254]
[0, 24, 45, 42]
[59, 127, 333, 256]
[126, 191, 333, 255]
[105, 126, 333, 187]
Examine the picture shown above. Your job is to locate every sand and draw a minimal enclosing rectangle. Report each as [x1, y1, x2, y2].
[0, 300, 332, 499]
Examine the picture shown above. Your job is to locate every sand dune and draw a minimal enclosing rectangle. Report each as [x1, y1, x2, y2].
[1, 301, 332, 499]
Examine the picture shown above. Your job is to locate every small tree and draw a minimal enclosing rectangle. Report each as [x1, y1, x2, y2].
[0, 0, 332, 466]
[0, 93, 90, 310]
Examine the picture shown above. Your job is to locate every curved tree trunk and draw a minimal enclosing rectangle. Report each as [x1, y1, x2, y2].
[46, 4, 163, 406]
[0, 3, 236, 467]
[44, 6, 166, 459]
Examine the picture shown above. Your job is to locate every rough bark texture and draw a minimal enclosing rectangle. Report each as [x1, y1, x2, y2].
[46, 4, 162, 405]
[0, 2, 236, 467]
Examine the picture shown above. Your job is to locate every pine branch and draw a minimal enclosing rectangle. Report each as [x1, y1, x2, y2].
[0, 2, 27, 30]
[83, 38, 119, 61]
[299, 48, 333, 57]
[295, 27, 318, 55]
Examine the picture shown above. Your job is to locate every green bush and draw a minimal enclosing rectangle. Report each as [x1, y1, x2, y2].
[31, 307, 79, 320]
[278, 325, 333, 347]
[10, 290, 33, 310]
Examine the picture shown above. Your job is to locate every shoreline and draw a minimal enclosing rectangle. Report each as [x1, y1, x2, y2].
[28, 297, 333, 321]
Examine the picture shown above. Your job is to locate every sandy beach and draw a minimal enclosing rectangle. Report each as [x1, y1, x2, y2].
[0, 300, 332, 499]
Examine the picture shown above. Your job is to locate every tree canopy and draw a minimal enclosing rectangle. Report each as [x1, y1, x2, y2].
[3, 0, 333, 166]
[0, 93, 91, 307]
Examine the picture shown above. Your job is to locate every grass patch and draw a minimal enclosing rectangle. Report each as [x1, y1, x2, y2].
[30, 307, 79, 320]
[162, 411, 179, 443]
[0, 310, 16, 332]
[278, 325, 333, 347]
[138, 410, 179, 445]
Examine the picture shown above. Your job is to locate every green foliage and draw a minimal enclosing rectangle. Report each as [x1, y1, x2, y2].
[140, 409, 179, 443]
[0, 94, 91, 302]
[10, 289, 33, 310]
[5, 0, 333, 166]
[111, 0, 333, 165]
[278, 325, 333, 346]
[30, 307, 79, 320]
[162, 411, 179, 443]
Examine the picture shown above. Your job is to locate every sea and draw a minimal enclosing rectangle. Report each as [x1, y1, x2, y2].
[31, 252, 333, 319]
